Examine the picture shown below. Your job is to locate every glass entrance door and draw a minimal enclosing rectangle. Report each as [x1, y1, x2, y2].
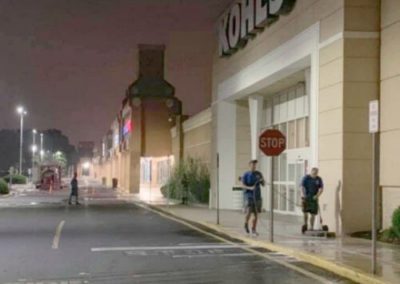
[273, 149, 309, 215]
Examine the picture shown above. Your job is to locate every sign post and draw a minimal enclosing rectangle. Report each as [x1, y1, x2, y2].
[9, 167, 14, 190]
[167, 155, 171, 209]
[369, 100, 379, 274]
[216, 153, 220, 225]
[259, 129, 286, 243]
[148, 159, 152, 204]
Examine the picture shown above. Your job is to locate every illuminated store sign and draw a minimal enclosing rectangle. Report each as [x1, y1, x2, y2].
[219, 0, 296, 57]
[123, 119, 132, 136]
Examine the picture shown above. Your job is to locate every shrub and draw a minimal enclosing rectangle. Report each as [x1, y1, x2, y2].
[380, 228, 397, 242]
[161, 157, 210, 204]
[2, 174, 27, 184]
[0, 178, 9, 195]
[392, 207, 400, 238]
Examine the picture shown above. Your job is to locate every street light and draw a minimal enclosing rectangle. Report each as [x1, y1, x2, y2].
[31, 144, 38, 179]
[40, 133, 44, 162]
[31, 129, 37, 173]
[16, 106, 27, 174]
[82, 162, 91, 170]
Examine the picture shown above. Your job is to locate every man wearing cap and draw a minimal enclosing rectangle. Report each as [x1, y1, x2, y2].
[241, 160, 265, 236]
[300, 167, 324, 233]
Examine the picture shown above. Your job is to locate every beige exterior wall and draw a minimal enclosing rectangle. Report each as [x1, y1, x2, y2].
[212, 0, 345, 95]
[381, 0, 400, 228]
[318, 1, 380, 234]
[183, 123, 212, 164]
[94, 98, 175, 194]
[142, 100, 173, 157]
[170, 108, 212, 167]
[171, 127, 180, 163]
[235, 101, 251, 180]
[182, 109, 212, 166]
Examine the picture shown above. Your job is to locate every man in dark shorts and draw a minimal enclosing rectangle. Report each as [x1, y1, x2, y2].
[68, 172, 80, 205]
[300, 168, 323, 233]
[241, 160, 265, 236]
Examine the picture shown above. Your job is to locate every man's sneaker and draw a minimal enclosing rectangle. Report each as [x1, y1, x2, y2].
[244, 223, 250, 234]
[301, 224, 307, 234]
[251, 229, 259, 237]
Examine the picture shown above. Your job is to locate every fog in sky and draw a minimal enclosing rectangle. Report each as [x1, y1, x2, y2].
[0, 0, 231, 144]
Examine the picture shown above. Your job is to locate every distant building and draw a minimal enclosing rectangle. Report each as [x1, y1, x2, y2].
[94, 45, 182, 193]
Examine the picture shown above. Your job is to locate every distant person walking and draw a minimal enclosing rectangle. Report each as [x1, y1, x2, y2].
[241, 160, 264, 236]
[69, 172, 80, 205]
[49, 174, 55, 193]
[300, 167, 324, 233]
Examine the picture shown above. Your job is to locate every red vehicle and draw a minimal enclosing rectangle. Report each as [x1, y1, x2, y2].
[39, 164, 62, 191]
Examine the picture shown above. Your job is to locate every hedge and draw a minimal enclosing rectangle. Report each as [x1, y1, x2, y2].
[0, 178, 9, 195]
[161, 157, 210, 204]
[392, 207, 400, 239]
[2, 174, 27, 184]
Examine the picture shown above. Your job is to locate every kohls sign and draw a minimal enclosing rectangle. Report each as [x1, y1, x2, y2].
[219, 0, 296, 57]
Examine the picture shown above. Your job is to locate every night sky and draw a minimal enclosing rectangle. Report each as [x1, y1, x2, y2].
[0, 0, 231, 144]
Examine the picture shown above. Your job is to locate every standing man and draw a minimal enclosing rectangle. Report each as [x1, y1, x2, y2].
[300, 167, 324, 233]
[69, 172, 80, 205]
[242, 160, 265, 236]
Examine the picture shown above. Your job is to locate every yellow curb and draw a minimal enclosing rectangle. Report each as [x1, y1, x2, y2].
[201, 222, 389, 284]
[152, 205, 390, 284]
[141, 204, 331, 283]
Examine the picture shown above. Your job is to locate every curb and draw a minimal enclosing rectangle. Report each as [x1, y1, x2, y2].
[148, 204, 390, 284]
[0, 192, 15, 199]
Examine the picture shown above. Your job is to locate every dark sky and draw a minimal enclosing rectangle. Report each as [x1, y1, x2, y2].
[0, 0, 231, 144]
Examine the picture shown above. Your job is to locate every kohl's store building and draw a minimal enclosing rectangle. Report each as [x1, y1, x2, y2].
[210, 0, 398, 235]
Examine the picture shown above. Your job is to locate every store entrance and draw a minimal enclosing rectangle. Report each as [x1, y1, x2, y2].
[259, 74, 312, 216]
[273, 149, 310, 215]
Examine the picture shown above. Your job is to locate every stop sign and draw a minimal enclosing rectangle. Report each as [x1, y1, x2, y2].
[259, 129, 286, 156]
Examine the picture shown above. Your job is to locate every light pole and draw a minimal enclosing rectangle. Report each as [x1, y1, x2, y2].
[40, 133, 44, 162]
[16, 106, 27, 175]
[32, 129, 37, 169]
[31, 144, 37, 182]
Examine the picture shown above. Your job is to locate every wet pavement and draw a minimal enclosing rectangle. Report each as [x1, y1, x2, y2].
[155, 205, 400, 284]
[0, 181, 354, 283]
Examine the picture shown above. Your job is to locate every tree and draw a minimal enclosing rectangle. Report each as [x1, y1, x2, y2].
[53, 151, 67, 167]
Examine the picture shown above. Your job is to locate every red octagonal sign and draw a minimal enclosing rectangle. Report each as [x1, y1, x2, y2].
[259, 129, 286, 156]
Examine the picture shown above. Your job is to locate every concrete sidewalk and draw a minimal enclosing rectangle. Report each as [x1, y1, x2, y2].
[145, 203, 400, 284]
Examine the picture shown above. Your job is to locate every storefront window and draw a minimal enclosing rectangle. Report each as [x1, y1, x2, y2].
[279, 153, 287, 181]
[288, 120, 296, 149]
[273, 185, 279, 210]
[296, 118, 306, 148]
[279, 185, 287, 211]
[140, 159, 152, 183]
[266, 82, 310, 214]
[273, 157, 279, 181]
[288, 185, 296, 212]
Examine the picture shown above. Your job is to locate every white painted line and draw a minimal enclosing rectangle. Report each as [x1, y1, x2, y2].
[178, 242, 223, 246]
[52, 220, 65, 249]
[172, 253, 254, 258]
[91, 244, 249, 252]
[137, 203, 332, 284]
